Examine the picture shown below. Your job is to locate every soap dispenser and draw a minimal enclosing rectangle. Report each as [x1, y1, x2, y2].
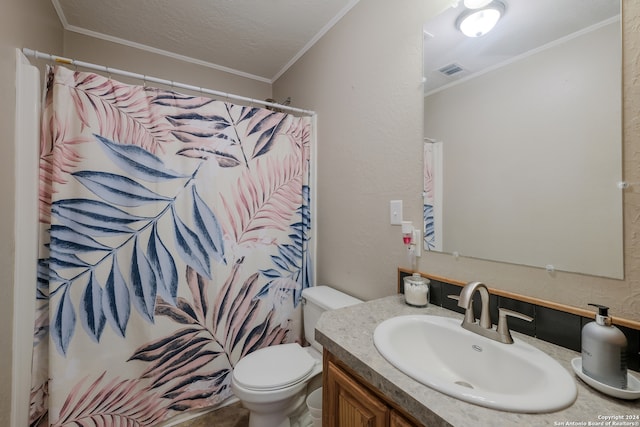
[581, 303, 628, 389]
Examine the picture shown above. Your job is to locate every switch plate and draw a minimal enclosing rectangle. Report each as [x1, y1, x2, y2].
[390, 200, 403, 225]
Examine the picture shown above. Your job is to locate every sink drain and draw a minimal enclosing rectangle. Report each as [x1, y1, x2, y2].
[454, 381, 474, 389]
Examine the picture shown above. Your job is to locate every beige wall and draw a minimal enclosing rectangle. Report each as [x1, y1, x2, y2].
[0, 0, 63, 423]
[274, 0, 640, 322]
[273, 0, 448, 301]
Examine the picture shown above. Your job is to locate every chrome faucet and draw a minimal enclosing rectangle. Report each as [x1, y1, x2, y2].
[454, 281, 533, 344]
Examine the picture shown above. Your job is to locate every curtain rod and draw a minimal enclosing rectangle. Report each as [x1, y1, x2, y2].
[22, 48, 316, 117]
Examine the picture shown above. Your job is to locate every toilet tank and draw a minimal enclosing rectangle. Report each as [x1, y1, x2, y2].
[302, 286, 362, 352]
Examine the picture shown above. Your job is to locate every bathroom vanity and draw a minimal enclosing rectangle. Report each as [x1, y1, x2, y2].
[324, 351, 421, 426]
[317, 295, 640, 427]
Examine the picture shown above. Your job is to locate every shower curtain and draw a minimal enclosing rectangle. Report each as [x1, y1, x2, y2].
[30, 65, 313, 426]
[424, 140, 442, 251]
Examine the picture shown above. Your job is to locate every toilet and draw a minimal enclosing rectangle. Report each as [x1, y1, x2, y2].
[231, 285, 362, 427]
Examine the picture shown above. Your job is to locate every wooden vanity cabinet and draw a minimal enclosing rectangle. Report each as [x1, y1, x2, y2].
[323, 350, 423, 427]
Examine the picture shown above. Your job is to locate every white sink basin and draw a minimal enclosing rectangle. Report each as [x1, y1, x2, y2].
[373, 315, 577, 413]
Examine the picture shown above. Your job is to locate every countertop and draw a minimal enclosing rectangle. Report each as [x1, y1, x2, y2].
[315, 295, 640, 427]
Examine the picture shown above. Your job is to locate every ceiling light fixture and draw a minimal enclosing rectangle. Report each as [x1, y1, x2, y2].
[463, 0, 492, 9]
[456, 1, 505, 38]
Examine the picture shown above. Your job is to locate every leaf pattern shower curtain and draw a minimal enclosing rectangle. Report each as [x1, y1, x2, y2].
[424, 142, 436, 250]
[30, 65, 313, 426]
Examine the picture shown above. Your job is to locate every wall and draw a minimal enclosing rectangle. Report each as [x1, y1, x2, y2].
[273, 0, 449, 300]
[0, 0, 63, 424]
[274, 1, 640, 322]
[425, 22, 622, 279]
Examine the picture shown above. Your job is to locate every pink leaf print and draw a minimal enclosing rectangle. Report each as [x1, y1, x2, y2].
[51, 372, 168, 426]
[221, 155, 302, 246]
[58, 66, 174, 154]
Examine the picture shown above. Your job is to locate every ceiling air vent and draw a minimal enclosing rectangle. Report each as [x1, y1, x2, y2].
[438, 63, 465, 76]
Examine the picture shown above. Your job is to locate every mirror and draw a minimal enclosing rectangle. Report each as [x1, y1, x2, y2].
[422, 0, 623, 279]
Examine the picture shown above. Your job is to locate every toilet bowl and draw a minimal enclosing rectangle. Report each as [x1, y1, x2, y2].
[231, 286, 361, 427]
[231, 343, 322, 427]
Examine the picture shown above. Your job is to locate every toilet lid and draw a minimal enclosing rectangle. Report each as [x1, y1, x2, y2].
[233, 343, 316, 391]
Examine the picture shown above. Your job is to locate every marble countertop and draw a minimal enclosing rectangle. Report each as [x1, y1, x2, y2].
[315, 295, 640, 427]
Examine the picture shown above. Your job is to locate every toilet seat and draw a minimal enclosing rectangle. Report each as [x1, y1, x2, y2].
[233, 343, 317, 391]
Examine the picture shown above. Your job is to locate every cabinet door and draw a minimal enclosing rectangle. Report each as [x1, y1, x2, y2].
[325, 360, 388, 427]
[390, 410, 419, 427]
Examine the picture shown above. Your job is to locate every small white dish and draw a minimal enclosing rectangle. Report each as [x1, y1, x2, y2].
[571, 357, 640, 400]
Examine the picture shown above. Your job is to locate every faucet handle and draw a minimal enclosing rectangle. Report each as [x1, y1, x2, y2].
[497, 308, 533, 344]
[448, 294, 474, 324]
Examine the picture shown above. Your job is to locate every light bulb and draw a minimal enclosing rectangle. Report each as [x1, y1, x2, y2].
[458, 8, 501, 37]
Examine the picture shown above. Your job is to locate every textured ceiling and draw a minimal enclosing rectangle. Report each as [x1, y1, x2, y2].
[52, 0, 359, 83]
[51, 0, 619, 88]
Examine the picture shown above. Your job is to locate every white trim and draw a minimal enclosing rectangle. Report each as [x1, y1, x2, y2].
[65, 24, 272, 84]
[51, 0, 360, 84]
[12, 48, 41, 427]
[50, 0, 271, 84]
[272, 0, 361, 81]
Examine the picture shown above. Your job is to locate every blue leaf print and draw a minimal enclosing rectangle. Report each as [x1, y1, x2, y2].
[36, 259, 52, 299]
[260, 268, 281, 279]
[281, 244, 302, 264]
[80, 272, 106, 342]
[73, 171, 173, 207]
[52, 285, 76, 356]
[52, 199, 148, 237]
[103, 256, 131, 337]
[54, 199, 149, 224]
[39, 258, 65, 285]
[48, 250, 90, 269]
[171, 206, 211, 279]
[50, 225, 112, 254]
[255, 283, 270, 299]
[54, 215, 133, 238]
[191, 186, 226, 265]
[270, 244, 302, 273]
[250, 113, 287, 159]
[272, 255, 292, 271]
[147, 223, 178, 304]
[287, 225, 304, 247]
[424, 203, 436, 250]
[131, 236, 158, 322]
[167, 113, 231, 131]
[95, 134, 189, 182]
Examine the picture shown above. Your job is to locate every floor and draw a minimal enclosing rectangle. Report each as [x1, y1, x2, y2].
[174, 402, 249, 427]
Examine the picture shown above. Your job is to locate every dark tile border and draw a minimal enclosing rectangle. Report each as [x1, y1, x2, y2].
[399, 271, 640, 372]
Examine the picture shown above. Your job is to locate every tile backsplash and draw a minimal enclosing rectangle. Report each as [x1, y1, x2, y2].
[399, 272, 640, 372]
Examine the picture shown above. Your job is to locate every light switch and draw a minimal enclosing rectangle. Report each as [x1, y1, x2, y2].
[390, 200, 403, 225]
